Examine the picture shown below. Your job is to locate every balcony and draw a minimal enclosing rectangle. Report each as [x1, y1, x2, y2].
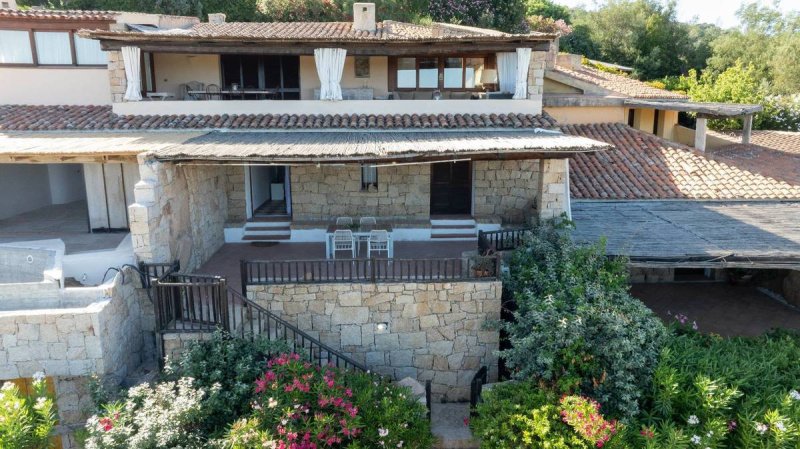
[116, 52, 540, 116]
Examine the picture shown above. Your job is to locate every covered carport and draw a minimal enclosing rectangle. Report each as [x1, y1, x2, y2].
[572, 200, 800, 336]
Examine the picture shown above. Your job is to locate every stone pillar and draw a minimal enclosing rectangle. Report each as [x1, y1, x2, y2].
[536, 158, 568, 221]
[527, 50, 547, 113]
[128, 155, 171, 264]
[694, 117, 707, 151]
[107, 50, 126, 103]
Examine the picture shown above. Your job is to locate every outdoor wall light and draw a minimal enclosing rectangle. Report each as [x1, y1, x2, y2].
[375, 322, 389, 333]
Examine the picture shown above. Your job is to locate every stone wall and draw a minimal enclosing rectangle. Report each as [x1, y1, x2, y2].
[161, 331, 214, 362]
[130, 157, 228, 271]
[0, 269, 152, 381]
[536, 158, 569, 221]
[290, 164, 430, 221]
[225, 165, 247, 223]
[474, 160, 541, 224]
[248, 281, 502, 401]
[528, 50, 548, 105]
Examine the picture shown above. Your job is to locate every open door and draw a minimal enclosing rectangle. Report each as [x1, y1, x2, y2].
[249, 166, 289, 217]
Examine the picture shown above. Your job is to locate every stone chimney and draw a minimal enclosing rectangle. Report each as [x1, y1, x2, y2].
[208, 13, 226, 24]
[557, 53, 582, 70]
[353, 3, 376, 32]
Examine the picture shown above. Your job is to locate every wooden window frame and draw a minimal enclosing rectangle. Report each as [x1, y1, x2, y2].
[0, 19, 111, 68]
[388, 54, 496, 92]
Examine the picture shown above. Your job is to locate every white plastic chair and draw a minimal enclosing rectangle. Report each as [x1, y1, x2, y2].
[359, 216, 377, 226]
[333, 230, 356, 259]
[336, 217, 353, 226]
[367, 230, 390, 258]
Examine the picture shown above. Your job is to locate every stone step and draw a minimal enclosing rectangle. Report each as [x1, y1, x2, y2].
[431, 224, 476, 230]
[249, 215, 291, 222]
[431, 233, 478, 239]
[242, 234, 291, 241]
[431, 403, 479, 449]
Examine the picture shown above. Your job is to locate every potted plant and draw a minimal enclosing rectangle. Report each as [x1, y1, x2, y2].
[471, 251, 497, 278]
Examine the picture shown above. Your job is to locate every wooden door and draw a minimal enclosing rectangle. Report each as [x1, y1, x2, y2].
[430, 161, 472, 215]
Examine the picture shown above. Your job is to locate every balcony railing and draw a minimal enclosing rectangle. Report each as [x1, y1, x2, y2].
[478, 228, 533, 253]
[112, 99, 542, 117]
[240, 256, 501, 290]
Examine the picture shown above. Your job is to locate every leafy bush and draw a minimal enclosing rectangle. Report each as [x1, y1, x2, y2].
[498, 221, 667, 418]
[471, 381, 622, 448]
[83, 377, 210, 449]
[0, 373, 57, 449]
[167, 331, 292, 437]
[624, 329, 800, 449]
[560, 395, 618, 447]
[760, 94, 800, 132]
[226, 353, 433, 449]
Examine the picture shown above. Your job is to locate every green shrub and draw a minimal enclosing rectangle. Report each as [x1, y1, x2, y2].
[498, 221, 667, 419]
[83, 377, 211, 449]
[0, 374, 57, 449]
[167, 331, 292, 437]
[471, 381, 623, 448]
[225, 353, 433, 448]
[625, 329, 800, 449]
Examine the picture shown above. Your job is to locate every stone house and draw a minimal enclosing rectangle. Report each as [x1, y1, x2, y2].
[1, 3, 796, 447]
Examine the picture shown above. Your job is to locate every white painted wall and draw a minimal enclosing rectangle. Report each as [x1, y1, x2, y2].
[0, 68, 111, 105]
[250, 166, 273, 211]
[47, 164, 85, 205]
[300, 55, 389, 100]
[0, 165, 52, 220]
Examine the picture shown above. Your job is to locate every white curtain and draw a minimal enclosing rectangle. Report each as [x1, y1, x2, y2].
[0, 30, 33, 64]
[513, 48, 532, 100]
[314, 48, 347, 101]
[121, 46, 142, 101]
[74, 35, 106, 65]
[34, 32, 72, 65]
[496, 52, 517, 94]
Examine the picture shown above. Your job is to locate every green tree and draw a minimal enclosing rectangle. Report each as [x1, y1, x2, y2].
[526, 0, 571, 22]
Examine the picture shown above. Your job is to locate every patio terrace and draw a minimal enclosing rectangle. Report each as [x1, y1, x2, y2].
[197, 241, 480, 293]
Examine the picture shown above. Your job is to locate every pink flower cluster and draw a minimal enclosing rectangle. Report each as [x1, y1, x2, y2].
[559, 395, 618, 448]
[252, 353, 363, 449]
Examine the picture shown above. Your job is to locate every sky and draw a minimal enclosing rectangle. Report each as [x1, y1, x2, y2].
[552, 0, 800, 28]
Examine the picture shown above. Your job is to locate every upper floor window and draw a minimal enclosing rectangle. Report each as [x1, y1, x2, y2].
[0, 29, 106, 66]
[34, 32, 72, 65]
[0, 30, 33, 64]
[391, 55, 490, 91]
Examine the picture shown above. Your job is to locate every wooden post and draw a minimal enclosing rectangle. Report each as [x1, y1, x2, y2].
[742, 115, 753, 145]
[694, 117, 707, 152]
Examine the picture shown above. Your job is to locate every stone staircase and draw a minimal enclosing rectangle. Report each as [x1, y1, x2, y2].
[432, 403, 479, 449]
[242, 215, 291, 242]
[430, 217, 478, 241]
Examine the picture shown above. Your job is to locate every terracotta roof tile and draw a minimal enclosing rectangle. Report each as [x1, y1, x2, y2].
[0, 8, 118, 21]
[709, 130, 800, 155]
[566, 123, 800, 200]
[0, 105, 559, 131]
[554, 65, 687, 100]
[86, 20, 553, 42]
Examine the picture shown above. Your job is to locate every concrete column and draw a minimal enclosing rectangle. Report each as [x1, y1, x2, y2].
[694, 117, 707, 151]
[742, 115, 753, 145]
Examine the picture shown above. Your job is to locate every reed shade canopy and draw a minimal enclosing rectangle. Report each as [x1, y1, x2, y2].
[152, 129, 612, 163]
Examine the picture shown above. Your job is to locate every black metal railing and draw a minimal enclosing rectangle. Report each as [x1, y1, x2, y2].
[470, 366, 488, 417]
[153, 271, 368, 372]
[478, 228, 532, 253]
[241, 256, 501, 289]
[138, 260, 180, 288]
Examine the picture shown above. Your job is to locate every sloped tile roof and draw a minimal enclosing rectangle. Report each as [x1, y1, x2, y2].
[710, 130, 800, 155]
[0, 8, 118, 20]
[565, 123, 800, 200]
[554, 65, 687, 100]
[0, 105, 559, 131]
[84, 20, 554, 43]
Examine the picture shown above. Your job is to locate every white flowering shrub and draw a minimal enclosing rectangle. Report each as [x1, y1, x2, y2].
[0, 373, 56, 449]
[498, 220, 667, 419]
[761, 94, 800, 132]
[83, 377, 212, 449]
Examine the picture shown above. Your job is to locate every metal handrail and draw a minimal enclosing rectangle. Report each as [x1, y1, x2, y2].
[478, 228, 532, 253]
[241, 256, 500, 290]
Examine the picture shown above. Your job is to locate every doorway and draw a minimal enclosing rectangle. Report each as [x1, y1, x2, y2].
[430, 161, 472, 215]
[249, 166, 290, 217]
